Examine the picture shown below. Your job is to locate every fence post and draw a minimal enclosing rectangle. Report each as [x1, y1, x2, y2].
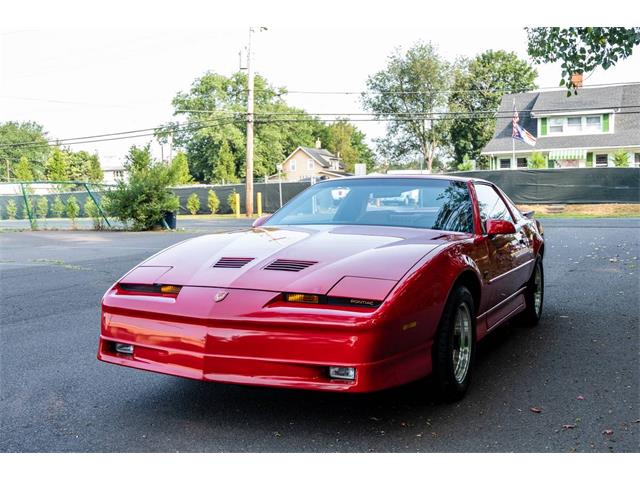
[234, 192, 241, 218]
[19, 182, 36, 230]
[256, 192, 262, 217]
[84, 183, 111, 228]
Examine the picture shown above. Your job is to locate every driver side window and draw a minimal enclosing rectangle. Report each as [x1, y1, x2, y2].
[474, 184, 513, 228]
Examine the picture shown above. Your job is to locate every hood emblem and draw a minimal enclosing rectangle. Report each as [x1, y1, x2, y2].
[214, 291, 229, 302]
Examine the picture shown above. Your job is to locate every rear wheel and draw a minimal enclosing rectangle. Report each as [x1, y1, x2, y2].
[519, 256, 544, 327]
[432, 285, 476, 402]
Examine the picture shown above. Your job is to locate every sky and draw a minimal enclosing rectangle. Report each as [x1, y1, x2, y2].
[2, 3, 639, 169]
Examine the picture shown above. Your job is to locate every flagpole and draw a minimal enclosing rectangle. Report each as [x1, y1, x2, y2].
[512, 98, 516, 169]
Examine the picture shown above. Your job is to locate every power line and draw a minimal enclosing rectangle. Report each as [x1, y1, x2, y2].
[178, 104, 639, 117]
[3, 104, 638, 149]
[0, 117, 238, 148]
[261, 81, 640, 96]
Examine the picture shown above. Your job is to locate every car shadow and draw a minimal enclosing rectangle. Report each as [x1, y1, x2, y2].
[111, 313, 547, 445]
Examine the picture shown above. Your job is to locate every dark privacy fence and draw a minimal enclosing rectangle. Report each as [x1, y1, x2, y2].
[450, 168, 640, 204]
[0, 181, 311, 219]
[173, 181, 311, 214]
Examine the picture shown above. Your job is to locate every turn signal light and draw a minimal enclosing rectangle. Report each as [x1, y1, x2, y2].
[160, 285, 182, 295]
[285, 293, 320, 304]
[117, 283, 182, 297]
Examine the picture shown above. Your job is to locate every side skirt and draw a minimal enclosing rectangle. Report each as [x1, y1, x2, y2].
[476, 286, 527, 339]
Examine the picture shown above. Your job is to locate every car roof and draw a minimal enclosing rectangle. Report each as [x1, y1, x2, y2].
[320, 173, 490, 184]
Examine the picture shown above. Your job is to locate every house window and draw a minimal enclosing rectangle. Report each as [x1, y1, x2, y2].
[517, 158, 527, 168]
[595, 154, 608, 167]
[499, 158, 511, 169]
[566, 116, 582, 132]
[290, 159, 296, 171]
[549, 117, 564, 133]
[585, 116, 601, 132]
[308, 159, 314, 170]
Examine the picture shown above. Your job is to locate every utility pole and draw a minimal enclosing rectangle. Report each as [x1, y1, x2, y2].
[244, 26, 267, 217]
[245, 27, 255, 217]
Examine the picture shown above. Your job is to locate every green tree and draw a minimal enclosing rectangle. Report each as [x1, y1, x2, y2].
[227, 190, 239, 215]
[14, 156, 35, 181]
[318, 121, 376, 173]
[105, 145, 180, 230]
[362, 42, 451, 172]
[211, 141, 239, 184]
[36, 197, 49, 218]
[44, 148, 71, 182]
[528, 151, 547, 169]
[51, 196, 65, 217]
[84, 197, 106, 229]
[67, 150, 103, 183]
[613, 150, 630, 167]
[526, 28, 640, 94]
[0, 121, 50, 180]
[66, 196, 80, 226]
[207, 190, 220, 214]
[169, 152, 193, 184]
[6, 199, 17, 219]
[164, 71, 372, 181]
[186, 193, 201, 215]
[448, 50, 538, 168]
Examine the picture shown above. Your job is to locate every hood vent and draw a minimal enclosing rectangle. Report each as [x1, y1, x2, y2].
[264, 259, 317, 272]
[213, 257, 255, 269]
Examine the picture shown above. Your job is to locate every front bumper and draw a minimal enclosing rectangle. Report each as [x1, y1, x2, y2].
[98, 287, 432, 392]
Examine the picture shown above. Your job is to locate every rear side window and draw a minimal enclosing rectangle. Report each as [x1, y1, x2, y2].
[474, 184, 513, 226]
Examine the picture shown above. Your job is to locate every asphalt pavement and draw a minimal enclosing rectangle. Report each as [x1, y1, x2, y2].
[0, 217, 638, 452]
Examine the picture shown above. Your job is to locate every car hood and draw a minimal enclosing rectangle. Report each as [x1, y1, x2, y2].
[128, 225, 468, 295]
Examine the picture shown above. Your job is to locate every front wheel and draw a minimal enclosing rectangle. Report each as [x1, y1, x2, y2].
[519, 256, 544, 327]
[432, 285, 476, 402]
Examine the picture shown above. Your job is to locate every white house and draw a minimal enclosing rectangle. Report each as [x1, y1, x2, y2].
[482, 83, 640, 169]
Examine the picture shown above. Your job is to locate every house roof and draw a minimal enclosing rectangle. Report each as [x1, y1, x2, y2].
[481, 84, 640, 154]
[298, 147, 341, 168]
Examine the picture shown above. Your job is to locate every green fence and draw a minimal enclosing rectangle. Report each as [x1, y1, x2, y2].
[0, 181, 111, 229]
[450, 168, 640, 204]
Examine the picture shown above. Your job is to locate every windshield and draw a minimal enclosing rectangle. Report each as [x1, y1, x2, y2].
[265, 178, 474, 233]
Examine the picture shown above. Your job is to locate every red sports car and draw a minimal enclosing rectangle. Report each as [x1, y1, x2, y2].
[98, 175, 544, 401]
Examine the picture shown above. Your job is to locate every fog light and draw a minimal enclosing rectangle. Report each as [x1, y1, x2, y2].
[328, 366, 356, 380]
[114, 343, 134, 355]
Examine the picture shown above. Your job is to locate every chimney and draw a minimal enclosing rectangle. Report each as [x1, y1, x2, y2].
[315, 138, 321, 149]
[571, 72, 583, 88]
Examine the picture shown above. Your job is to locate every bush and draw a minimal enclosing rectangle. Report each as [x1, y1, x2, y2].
[458, 157, 474, 171]
[36, 197, 49, 219]
[227, 190, 239, 215]
[84, 197, 106, 229]
[66, 196, 80, 227]
[207, 190, 220, 214]
[51, 196, 65, 218]
[6, 199, 17, 219]
[613, 150, 629, 167]
[186, 193, 201, 215]
[105, 145, 180, 230]
[528, 152, 546, 169]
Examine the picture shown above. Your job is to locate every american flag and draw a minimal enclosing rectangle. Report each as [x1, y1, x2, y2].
[512, 105, 536, 147]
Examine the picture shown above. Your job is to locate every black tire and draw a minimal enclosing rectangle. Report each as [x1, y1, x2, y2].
[519, 256, 544, 327]
[432, 285, 476, 402]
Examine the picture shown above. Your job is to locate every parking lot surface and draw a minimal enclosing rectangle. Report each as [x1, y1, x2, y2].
[0, 218, 638, 452]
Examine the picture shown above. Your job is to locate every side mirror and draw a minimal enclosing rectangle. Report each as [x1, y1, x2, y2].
[486, 219, 516, 236]
[252, 214, 272, 228]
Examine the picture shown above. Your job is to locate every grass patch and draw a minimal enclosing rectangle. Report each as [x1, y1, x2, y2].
[517, 203, 640, 218]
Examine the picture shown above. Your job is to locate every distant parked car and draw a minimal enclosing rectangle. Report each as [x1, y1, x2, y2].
[98, 175, 544, 401]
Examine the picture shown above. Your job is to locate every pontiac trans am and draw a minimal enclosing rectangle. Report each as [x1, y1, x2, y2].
[98, 175, 544, 401]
